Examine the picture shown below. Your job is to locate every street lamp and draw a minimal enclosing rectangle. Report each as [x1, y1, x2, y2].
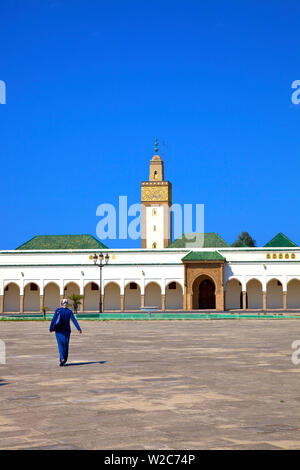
[90, 253, 110, 313]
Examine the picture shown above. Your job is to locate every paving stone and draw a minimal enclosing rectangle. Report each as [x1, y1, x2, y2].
[1, 319, 300, 449]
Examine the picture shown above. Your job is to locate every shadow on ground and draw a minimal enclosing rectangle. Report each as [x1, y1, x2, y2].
[64, 361, 106, 367]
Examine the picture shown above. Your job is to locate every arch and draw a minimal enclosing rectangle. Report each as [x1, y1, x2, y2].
[24, 282, 40, 312]
[124, 280, 143, 291]
[246, 279, 263, 309]
[287, 279, 300, 308]
[104, 282, 121, 311]
[225, 278, 242, 309]
[4, 282, 20, 313]
[84, 282, 100, 312]
[267, 278, 283, 309]
[64, 282, 81, 310]
[24, 280, 42, 291]
[192, 275, 216, 310]
[165, 281, 183, 310]
[124, 282, 141, 310]
[44, 282, 60, 312]
[145, 282, 162, 309]
[64, 282, 80, 297]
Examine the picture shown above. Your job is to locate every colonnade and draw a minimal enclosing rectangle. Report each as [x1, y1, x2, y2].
[225, 278, 300, 309]
[1, 280, 184, 313]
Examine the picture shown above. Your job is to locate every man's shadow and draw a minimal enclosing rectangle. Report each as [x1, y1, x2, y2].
[64, 361, 106, 367]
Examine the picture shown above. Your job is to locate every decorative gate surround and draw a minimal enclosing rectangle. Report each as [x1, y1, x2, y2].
[182, 251, 225, 310]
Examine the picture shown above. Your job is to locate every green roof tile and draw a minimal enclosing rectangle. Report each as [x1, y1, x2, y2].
[168, 233, 229, 248]
[182, 251, 225, 261]
[264, 233, 297, 248]
[16, 235, 108, 250]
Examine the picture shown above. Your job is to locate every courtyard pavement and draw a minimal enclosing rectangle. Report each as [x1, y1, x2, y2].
[1, 319, 300, 449]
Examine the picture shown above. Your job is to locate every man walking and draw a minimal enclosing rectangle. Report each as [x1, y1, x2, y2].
[49, 298, 82, 366]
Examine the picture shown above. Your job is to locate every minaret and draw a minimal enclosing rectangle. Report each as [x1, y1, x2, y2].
[141, 139, 172, 248]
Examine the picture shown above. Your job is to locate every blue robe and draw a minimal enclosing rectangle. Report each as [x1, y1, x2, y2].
[49, 307, 81, 364]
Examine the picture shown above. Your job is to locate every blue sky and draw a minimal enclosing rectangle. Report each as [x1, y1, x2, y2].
[0, 0, 300, 249]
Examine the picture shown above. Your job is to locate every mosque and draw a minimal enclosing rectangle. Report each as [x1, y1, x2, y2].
[1, 144, 300, 314]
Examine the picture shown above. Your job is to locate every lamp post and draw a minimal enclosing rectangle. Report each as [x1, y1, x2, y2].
[90, 253, 109, 313]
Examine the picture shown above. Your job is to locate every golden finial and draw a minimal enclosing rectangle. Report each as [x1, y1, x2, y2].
[154, 137, 158, 154]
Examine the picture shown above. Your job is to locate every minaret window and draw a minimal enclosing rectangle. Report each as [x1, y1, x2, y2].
[154, 171, 158, 180]
[153, 225, 156, 232]
[152, 209, 157, 216]
[152, 242, 157, 249]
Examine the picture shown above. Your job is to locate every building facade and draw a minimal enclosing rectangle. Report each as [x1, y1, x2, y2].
[1, 243, 300, 313]
[1, 148, 300, 313]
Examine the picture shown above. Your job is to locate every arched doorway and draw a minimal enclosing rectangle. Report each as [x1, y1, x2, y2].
[24, 282, 40, 312]
[124, 282, 141, 310]
[64, 282, 81, 310]
[199, 279, 215, 309]
[64, 282, 80, 298]
[192, 276, 216, 309]
[225, 279, 242, 309]
[4, 283, 20, 312]
[287, 279, 300, 308]
[145, 282, 162, 309]
[246, 279, 263, 309]
[84, 282, 100, 312]
[165, 282, 183, 310]
[104, 282, 121, 311]
[267, 279, 283, 309]
[44, 282, 60, 312]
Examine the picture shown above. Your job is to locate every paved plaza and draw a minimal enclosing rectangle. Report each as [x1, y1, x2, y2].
[1, 319, 300, 449]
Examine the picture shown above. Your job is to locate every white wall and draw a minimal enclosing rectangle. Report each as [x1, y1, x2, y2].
[146, 206, 164, 249]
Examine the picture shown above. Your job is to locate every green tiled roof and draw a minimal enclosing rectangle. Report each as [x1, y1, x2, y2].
[16, 235, 108, 250]
[264, 233, 297, 248]
[182, 251, 225, 261]
[168, 233, 229, 248]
